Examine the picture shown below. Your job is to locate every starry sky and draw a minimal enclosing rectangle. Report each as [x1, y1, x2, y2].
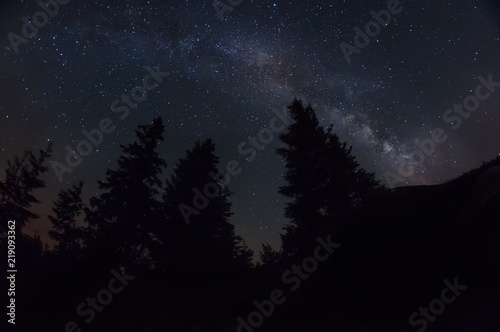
[1, 0, 499, 257]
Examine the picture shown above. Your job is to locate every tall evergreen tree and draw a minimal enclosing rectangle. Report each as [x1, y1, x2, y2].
[277, 99, 379, 257]
[259, 242, 281, 266]
[0, 144, 52, 233]
[159, 138, 253, 274]
[48, 182, 86, 259]
[85, 118, 166, 271]
[0, 145, 52, 312]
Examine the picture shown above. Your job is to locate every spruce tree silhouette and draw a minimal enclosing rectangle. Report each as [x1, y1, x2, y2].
[0, 144, 52, 278]
[277, 99, 379, 259]
[85, 117, 167, 272]
[159, 138, 253, 276]
[48, 181, 85, 260]
[0, 144, 52, 233]
[259, 242, 281, 266]
[0, 145, 54, 330]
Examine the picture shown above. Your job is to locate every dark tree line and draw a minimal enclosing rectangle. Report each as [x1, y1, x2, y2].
[42, 118, 253, 276]
[2, 99, 500, 331]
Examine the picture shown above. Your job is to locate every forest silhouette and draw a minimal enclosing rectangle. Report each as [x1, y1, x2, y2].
[2, 99, 500, 331]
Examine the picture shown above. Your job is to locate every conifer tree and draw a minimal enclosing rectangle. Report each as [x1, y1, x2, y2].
[85, 118, 166, 270]
[159, 138, 253, 273]
[259, 242, 281, 266]
[48, 182, 85, 259]
[277, 99, 379, 257]
[0, 144, 52, 233]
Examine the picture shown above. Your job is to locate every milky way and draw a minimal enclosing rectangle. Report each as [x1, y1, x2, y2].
[1, 0, 500, 256]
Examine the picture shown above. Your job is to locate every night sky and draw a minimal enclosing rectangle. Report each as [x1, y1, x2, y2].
[1, 0, 499, 258]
